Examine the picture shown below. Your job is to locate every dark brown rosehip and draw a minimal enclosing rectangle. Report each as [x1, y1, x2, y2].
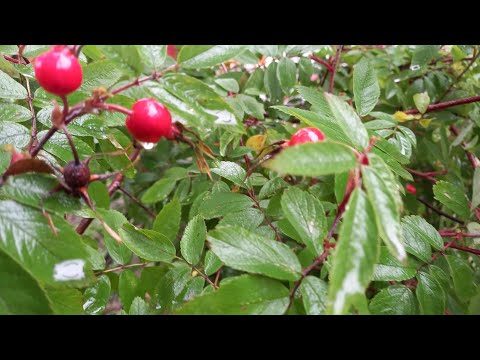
[63, 161, 90, 189]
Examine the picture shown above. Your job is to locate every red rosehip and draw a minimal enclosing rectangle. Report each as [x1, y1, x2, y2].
[288, 127, 325, 146]
[126, 98, 172, 143]
[167, 45, 177, 59]
[406, 184, 417, 195]
[34, 45, 83, 96]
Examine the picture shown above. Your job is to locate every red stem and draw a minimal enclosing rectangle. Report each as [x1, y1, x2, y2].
[309, 55, 334, 72]
[404, 95, 480, 115]
[3, 55, 27, 65]
[448, 244, 480, 255]
[96, 103, 133, 116]
[328, 45, 343, 93]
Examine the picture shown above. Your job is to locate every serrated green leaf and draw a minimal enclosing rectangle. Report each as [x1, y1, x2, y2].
[416, 271, 446, 315]
[153, 198, 181, 243]
[136, 45, 167, 73]
[0, 70, 27, 99]
[413, 92, 430, 114]
[300, 276, 328, 315]
[211, 161, 249, 188]
[369, 285, 417, 315]
[327, 189, 379, 314]
[264, 62, 282, 104]
[204, 250, 223, 276]
[97, 209, 132, 266]
[129, 297, 149, 315]
[207, 225, 302, 281]
[45, 287, 84, 315]
[218, 207, 264, 230]
[0, 104, 31, 122]
[197, 192, 254, 220]
[353, 58, 380, 116]
[362, 166, 406, 262]
[0, 122, 30, 148]
[277, 57, 296, 93]
[181, 45, 247, 69]
[80, 60, 123, 93]
[445, 255, 477, 302]
[176, 275, 289, 315]
[372, 247, 416, 281]
[119, 270, 139, 313]
[141, 178, 177, 204]
[433, 180, 470, 219]
[281, 187, 326, 256]
[402, 215, 443, 250]
[120, 224, 176, 262]
[267, 141, 358, 177]
[180, 215, 206, 266]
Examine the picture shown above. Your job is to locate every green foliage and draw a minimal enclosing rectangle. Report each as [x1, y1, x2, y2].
[2, 44, 480, 315]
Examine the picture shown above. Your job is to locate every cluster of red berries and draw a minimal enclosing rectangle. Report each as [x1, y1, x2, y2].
[34, 45, 175, 145]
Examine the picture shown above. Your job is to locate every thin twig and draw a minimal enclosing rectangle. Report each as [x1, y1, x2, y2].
[404, 94, 480, 115]
[448, 244, 480, 256]
[118, 186, 156, 218]
[416, 197, 465, 225]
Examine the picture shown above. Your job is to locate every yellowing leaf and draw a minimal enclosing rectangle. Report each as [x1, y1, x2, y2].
[419, 118, 433, 128]
[246, 134, 267, 153]
[394, 111, 415, 123]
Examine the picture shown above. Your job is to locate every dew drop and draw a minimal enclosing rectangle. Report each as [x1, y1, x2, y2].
[140, 142, 156, 150]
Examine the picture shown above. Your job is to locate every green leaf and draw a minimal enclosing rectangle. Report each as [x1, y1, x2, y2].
[267, 141, 358, 177]
[198, 192, 254, 220]
[353, 58, 380, 116]
[413, 92, 430, 114]
[259, 177, 289, 200]
[177, 45, 213, 63]
[472, 167, 480, 210]
[207, 225, 302, 281]
[401, 222, 431, 263]
[402, 215, 443, 250]
[153, 198, 181, 243]
[277, 57, 296, 93]
[154, 264, 193, 313]
[298, 57, 314, 84]
[433, 180, 470, 219]
[204, 250, 223, 276]
[0, 249, 52, 314]
[362, 166, 406, 262]
[141, 178, 177, 204]
[0, 122, 30, 148]
[119, 270, 139, 313]
[372, 247, 416, 281]
[237, 94, 265, 119]
[129, 297, 150, 315]
[83, 275, 111, 315]
[40, 130, 94, 163]
[211, 161, 249, 188]
[79, 60, 123, 93]
[215, 78, 239, 93]
[281, 187, 326, 255]
[272, 106, 353, 146]
[218, 208, 264, 230]
[0, 104, 31, 122]
[416, 271, 446, 315]
[0, 70, 27, 99]
[45, 287, 84, 315]
[324, 93, 370, 150]
[299, 276, 328, 315]
[327, 188, 379, 314]
[0, 200, 93, 286]
[176, 275, 289, 315]
[180, 215, 207, 266]
[97, 209, 132, 265]
[411, 45, 440, 70]
[136, 45, 167, 73]
[264, 62, 282, 104]
[445, 255, 477, 302]
[180, 45, 247, 69]
[369, 285, 417, 315]
[120, 224, 176, 263]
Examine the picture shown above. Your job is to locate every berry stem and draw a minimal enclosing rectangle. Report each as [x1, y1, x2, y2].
[96, 103, 133, 116]
[61, 124, 80, 164]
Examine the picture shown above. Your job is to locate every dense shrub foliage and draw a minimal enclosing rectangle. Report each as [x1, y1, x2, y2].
[0, 45, 479, 315]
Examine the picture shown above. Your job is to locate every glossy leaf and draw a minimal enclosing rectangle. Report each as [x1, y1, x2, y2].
[0, 70, 27, 99]
[207, 226, 302, 281]
[176, 275, 289, 315]
[83, 275, 111, 315]
[416, 271, 446, 315]
[153, 198, 181, 243]
[353, 58, 380, 116]
[369, 286, 417, 315]
[433, 180, 470, 219]
[267, 141, 358, 177]
[327, 189, 379, 314]
[181, 45, 247, 69]
[119, 270, 139, 313]
[180, 215, 207, 266]
[300, 276, 328, 315]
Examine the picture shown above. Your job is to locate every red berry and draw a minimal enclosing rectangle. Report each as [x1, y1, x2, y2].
[126, 98, 172, 143]
[34, 45, 83, 96]
[288, 127, 325, 146]
[167, 45, 177, 59]
[406, 184, 417, 195]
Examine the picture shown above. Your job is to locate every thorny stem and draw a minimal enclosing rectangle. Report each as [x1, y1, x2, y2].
[118, 186, 156, 219]
[328, 45, 343, 93]
[416, 197, 465, 225]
